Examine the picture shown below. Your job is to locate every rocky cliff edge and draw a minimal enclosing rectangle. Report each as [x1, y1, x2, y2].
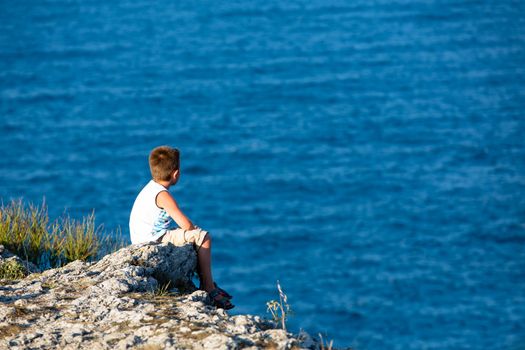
[0, 242, 326, 350]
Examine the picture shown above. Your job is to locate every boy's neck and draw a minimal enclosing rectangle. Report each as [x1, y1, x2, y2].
[154, 179, 171, 189]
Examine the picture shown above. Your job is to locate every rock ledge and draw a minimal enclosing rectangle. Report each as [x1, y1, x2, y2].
[0, 243, 323, 349]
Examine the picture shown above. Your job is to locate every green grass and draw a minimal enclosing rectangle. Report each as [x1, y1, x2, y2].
[0, 199, 127, 272]
[61, 213, 100, 263]
[0, 199, 49, 263]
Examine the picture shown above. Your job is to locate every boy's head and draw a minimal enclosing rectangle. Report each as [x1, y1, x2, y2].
[149, 146, 180, 182]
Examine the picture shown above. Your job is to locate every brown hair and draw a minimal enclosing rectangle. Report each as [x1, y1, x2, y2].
[149, 146, 180, 181]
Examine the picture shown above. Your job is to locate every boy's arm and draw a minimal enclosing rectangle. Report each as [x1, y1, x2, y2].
[156, 191, 195, 230]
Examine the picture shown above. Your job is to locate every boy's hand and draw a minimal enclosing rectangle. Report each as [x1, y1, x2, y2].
[156, 190, 194, 230]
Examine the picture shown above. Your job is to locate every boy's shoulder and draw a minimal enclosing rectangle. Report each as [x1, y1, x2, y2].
[134, 180, 167, 199]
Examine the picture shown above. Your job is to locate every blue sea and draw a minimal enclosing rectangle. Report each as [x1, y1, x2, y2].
[1, 1, 524, 348]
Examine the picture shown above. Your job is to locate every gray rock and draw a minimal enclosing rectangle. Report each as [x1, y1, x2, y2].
[0, 242, 329, 350]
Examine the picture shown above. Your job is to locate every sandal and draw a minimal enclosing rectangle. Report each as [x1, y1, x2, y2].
[214, 282, 233, 299]
[199, 282, 233, 300]
[209, 288, 235, 310]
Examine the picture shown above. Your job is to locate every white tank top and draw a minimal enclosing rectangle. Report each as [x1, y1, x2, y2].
[129, 180, 176, 244]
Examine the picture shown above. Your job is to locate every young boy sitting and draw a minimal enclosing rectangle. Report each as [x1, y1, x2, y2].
[129, 145, 234, 309]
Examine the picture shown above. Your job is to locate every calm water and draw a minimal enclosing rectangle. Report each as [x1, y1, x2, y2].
[1, 1, 525, 348]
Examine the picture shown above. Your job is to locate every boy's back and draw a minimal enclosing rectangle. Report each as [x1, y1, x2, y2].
[129, 179, 175, 244]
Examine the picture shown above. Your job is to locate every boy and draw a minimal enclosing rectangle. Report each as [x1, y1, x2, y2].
[129, 145, 234, 309]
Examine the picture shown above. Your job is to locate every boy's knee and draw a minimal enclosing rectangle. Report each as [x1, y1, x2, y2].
[196, 230, 211, 249]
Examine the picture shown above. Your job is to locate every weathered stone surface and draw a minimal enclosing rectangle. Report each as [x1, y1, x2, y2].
[0, 242, 330, 349]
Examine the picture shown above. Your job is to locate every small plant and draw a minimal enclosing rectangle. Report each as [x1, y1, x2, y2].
[266, 280, 292, 331]
[147, 281, 174, 297]
[156, 281, 173, 296]
[319, 333, 334, 350]
[0, 259, 27, 280]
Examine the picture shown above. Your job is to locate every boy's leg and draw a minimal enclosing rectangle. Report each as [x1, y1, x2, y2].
[197, 234, 215, 292]
[196, 234, 234, 309]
